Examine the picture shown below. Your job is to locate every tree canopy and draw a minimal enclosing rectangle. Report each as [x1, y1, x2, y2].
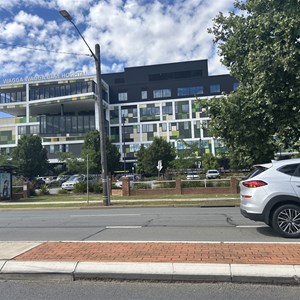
[136, 137, 176, 176]
[80, 130, 120, 174]
[12, 135, 48, 179]
[208, 0, 300, 167]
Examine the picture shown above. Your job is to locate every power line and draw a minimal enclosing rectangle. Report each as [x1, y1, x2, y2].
[0, 42, 92, 57]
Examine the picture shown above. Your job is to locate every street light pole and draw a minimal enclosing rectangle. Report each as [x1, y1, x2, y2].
[59, 10, 109, 206]
[122, 116, 126, 175]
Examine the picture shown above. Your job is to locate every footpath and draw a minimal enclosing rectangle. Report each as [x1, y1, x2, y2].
[1, 241, 300, 284]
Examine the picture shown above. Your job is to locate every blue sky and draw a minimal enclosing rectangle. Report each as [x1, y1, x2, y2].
[0, 0, 236, 118]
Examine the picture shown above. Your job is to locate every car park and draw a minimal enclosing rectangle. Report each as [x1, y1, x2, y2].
[240, 158, 300, 238]
[206, 169, 221, 179]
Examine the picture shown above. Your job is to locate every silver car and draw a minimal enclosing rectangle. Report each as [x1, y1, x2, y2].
[61, 174, 85, 191]
[240, 158, 300, 238]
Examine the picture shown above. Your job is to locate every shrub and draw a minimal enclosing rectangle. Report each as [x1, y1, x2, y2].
[73, 181, 103, 193]
[182, 180, 205, 188]
[39, 185, 50, 195]
[132, 182, 152, 190]
[58, 189, 68, 194]
[73, 182, 87, 193]
[89, 181, 102, 193]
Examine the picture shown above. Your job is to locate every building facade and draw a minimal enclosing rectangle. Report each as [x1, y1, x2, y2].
[0, 60, 238, 170]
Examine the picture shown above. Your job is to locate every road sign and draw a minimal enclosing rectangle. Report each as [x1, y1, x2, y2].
[157, 160, 163, 171]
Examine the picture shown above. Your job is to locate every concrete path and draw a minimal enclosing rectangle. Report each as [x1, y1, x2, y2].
[1, 241, 300, 284]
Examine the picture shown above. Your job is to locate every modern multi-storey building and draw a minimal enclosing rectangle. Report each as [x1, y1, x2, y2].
[0, 59, 238, 171]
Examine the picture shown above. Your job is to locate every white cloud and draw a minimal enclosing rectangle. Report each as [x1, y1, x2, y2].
[0, 0, 235, 81]
[14, 11, 44, 27]
[0, 22, 26, 40]
[83, 0, 234, 74]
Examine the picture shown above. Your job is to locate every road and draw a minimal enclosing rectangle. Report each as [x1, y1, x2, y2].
[0, 207, 298, 242]
[1, 280, 300, 300]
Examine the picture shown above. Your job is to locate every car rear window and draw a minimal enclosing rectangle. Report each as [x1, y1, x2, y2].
[245, 166, 268, 179]
[277, 163, 300, 177]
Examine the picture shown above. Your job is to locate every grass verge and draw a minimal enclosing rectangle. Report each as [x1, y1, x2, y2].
[0, 193, 240, 209]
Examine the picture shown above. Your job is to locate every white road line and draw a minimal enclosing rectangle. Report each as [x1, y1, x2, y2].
[71, 214, 141, 217]
[105, 226, 142, 229]
[236, 225, 269, 228]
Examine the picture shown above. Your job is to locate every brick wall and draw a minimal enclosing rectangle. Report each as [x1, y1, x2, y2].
[122, 177, 239, 197]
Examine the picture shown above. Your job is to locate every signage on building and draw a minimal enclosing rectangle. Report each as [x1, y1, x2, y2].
[3, 71, 88, 84]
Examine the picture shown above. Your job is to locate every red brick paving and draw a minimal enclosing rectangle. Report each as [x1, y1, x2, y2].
[14, 242, 300, 265]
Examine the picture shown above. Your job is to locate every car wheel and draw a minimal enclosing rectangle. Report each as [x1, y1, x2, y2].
[271, 204, 300, 238]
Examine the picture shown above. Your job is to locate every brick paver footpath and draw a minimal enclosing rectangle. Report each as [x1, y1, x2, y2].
[14, 242, 300, 265]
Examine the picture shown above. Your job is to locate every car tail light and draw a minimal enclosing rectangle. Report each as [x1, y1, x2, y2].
[242, 180, 268, 188]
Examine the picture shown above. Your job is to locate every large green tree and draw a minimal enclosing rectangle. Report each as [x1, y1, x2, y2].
[136, 137, 176, 176]
[208, 0, 300, 167]
[81, 130, 120, 174]
[12, 135, 48, 179]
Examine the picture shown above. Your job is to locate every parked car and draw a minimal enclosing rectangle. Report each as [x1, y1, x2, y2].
[56, 175, 71, 185]
[206, 169, 221, 179]
[115, 174, 139, 188]
[45, 176, 57, 185]
[240, 158, 300, 238]
[33, 178, 46, 189]
[186, 172, 200, 180]
[61, 174, 85, 191]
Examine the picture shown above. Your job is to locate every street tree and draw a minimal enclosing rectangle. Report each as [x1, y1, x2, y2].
[12, 135, 48, 179]
[171, 140, 201, 171]
[81, 130, 120, 174]
[0, 153, 12, 166]
[201, 153, 219, 172]
[58, 152, 85, 175]
[137, 137, 176, 176]
[136, 144, 146, 175]
[208, 0, 300, 168]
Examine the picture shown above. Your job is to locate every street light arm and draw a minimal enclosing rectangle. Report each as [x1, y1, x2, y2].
[59, 9, 97, 61]
[69, 19, 98, 62]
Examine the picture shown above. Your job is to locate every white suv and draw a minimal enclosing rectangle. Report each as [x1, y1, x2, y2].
[240, 158, 300, 238]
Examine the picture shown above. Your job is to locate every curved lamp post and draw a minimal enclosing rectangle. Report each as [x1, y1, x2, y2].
[59, 10, 110, 206]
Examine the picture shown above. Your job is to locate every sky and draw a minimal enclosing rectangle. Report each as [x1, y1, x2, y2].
[0, 0, 236, 117]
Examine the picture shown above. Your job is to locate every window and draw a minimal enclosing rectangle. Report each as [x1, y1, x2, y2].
[49, 145, 55, 154]
[177, 86, 203, 97]
[140, 107, 160, 116]
[130, 144, 140, 152]
[142, 124, 154, 132]
[18, 126, 26, 135]
[162, 104, 172, 115]
[141, 90, 147, 100]
[210, 84, 220, 94]
[233, 82, 239, 91]
[30, 125, 39, 134]
[118, 92, 128, 101]
[153, 89, 171, 99]
[59, 144, 69, 153]
[278, 164, 300, 177]
[162, 123, 168, 132]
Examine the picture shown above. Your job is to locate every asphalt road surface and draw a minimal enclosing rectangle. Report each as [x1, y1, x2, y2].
[0, 207, 298, 242]
[1, 280, 300, 300]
